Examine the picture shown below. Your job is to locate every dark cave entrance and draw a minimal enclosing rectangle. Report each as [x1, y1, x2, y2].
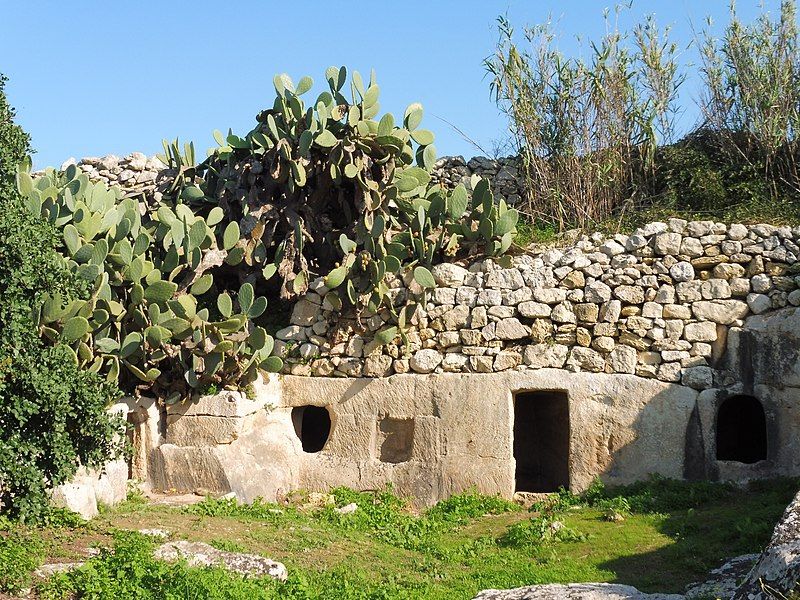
[716, 394, 767, 464]
[292, 405, 332, 453]
[513, 390, 571, 492]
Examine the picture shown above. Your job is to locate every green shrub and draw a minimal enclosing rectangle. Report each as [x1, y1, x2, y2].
[1, 73, 122, 521]
[0, 73, 30, 196]
[0, 531, 44, 594]
[652, 130, 783, 219]
[0, 196, 124, 521]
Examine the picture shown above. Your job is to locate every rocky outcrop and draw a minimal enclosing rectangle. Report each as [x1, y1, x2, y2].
[472, 583, 684, 600]
[733, 491, 800, 599]
[154, 540, 287, 581]
[685, 554, 758, 598]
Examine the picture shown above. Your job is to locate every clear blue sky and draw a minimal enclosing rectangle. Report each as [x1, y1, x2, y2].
[1, 1, 770, 169]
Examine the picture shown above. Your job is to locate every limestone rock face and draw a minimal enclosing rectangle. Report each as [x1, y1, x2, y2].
[472, 583, 684, 600]
[733, 491, 800, 599]
[154, 540, 287, 581]
[50, 458, 128, 519]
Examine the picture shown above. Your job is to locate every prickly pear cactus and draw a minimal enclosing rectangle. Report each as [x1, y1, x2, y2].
[159, 66, 519, 317]
[15, 159, 282, 402]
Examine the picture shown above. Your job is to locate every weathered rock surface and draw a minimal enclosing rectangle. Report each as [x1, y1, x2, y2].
[154, 540, 287, 581]
[685, 554, 758, 599]
[733, 491, 800, 599]
[472, 583, 684, 600]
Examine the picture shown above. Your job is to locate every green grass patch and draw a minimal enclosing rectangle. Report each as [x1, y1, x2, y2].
[4, 478, 798, 599]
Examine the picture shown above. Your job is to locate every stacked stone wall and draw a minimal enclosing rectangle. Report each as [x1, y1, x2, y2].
[67, 152, 800, 392]
[277, 219, 800, 392]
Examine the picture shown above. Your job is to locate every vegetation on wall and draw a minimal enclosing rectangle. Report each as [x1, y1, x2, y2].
[488, 1, 800, 232]
[0, 74, 124, 521]
[13, 66, 518, 401]
[15, 162, 284, 403]
[158, 67, 518, 323]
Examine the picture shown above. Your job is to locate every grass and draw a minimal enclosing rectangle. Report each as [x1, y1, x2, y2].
[1, 477, 797, 599]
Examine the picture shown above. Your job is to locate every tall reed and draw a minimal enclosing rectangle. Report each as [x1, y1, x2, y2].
[698, 0, 800, 197]
[485, 6, 683, 230]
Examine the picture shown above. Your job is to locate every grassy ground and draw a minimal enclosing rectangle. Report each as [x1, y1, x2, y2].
[1, 477, 797, 599]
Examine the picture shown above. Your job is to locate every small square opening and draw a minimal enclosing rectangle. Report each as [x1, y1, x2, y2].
[378, 417, 415, 464]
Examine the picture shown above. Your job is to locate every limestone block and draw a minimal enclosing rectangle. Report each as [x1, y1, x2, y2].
[166, 415, 247, 446]
[410, 349, 443, 373]
[473, 583, 683, 599]
[495, 318, 529, 340]
[692, 299, 748, 324]
[155, 541, 287, 581]
[431, 263, 468, 287]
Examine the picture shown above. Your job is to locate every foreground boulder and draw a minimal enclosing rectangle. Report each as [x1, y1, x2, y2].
[472, 583, 684, 600]
[733, 491, 800, 599]
[685, 554, 758, 599]
[154, 541, 287, 581]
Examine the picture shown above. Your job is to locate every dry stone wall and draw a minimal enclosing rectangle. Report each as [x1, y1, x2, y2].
[53, 152, 168, 202]
[278, 219, 800, 392]
[68, 153, 800, 392]
[431, 155, 525, 205]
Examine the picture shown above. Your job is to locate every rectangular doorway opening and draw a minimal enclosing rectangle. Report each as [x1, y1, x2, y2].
[513, 390, 570, 492]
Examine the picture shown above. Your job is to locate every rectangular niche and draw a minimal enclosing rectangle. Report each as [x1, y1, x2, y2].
[378, 417, 415, 464]
[513, 390, 570, 492]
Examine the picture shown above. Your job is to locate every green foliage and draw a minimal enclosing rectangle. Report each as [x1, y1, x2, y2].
[579, 474, 743, 514]
[498, 513, 586, 547]
[8, 480, 799, 598]
[486, 7, 683, 230]
[185, 496, 296, 522]
[15, 160, 283, 401]
[0, 195, 124, 521]
[0, 73, 30, 199]
[653, 131, 778, 216]
[160, 66, 516, 317]
[39, 531, 274, 600]
[39, 531, 431, 600]
[319, 487, 517, 554]
[0, 531, 43, 594]
[187, 487, 518, 557]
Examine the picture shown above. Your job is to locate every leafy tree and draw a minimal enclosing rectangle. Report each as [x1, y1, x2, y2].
[0, 74, 30, 194]
[0, 74, 123, 521]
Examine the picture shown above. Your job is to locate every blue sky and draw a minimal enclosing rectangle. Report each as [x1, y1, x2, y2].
[1, 1, 770, 169]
